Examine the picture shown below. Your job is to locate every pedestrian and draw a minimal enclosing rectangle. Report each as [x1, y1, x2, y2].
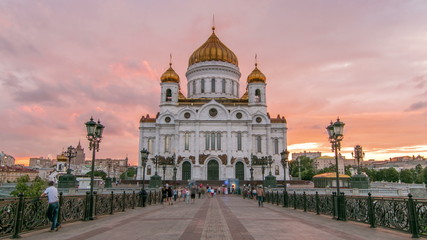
[198, 186, 201, 199]
[41, 181, 61, 232]
[185, 188, 190, 204]
[161, 187, 167, 205]
[190, 185, 196, 203]
[256, 185, 265, 207]
[167, 186, 173, 205]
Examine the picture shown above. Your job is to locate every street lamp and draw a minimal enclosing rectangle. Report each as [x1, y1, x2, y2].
[85, 117, 104, 221]
[162, 163, 167, 186]
[173, 165, 177, 186]
[352, 145, 364, 174]
[250, 165, 254, 186]
[280, 150, 289, 207]
[140, 149, 149, 190]
[326, 117, 345, 220]
[63, 146, 77, 173]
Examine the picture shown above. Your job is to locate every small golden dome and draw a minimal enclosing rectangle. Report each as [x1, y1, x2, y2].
[247, 63, 266, 83]
[188, 28, 238, 67]
[161, 63, 180, 83]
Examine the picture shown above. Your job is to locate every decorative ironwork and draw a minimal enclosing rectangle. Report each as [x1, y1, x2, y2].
[0, 190, 161, 238]
[374, 197, 409, 232]
[0, 198, 18, 237]
[346, 196, 369, 223]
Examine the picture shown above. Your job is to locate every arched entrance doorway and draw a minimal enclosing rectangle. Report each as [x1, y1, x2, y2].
[235, 162, 244, 181]
[207, 160, 219, 180]
[182, 162, 191, 180]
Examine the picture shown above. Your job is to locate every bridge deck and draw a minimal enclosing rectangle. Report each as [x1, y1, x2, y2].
[22, 195, 409, 240]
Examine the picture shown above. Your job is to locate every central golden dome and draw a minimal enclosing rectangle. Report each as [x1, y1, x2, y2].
[188, 27, 238, 67]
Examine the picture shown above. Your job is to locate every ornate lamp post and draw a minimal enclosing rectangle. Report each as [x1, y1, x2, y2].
[326, 117, 345, 220]
[352, 145, 364, 174]
[250, 165, 254, 186]
[85, 117, 104, 221]
[140, 149, 149, 189]
[63, 146, 77, 173]
[173, 165, 177, 186]
[162, 163, 167, 186]
[266, 156, 274, 176]
[280, 150, 289, 207]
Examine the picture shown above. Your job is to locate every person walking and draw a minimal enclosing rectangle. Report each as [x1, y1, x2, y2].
[167, 186, 173, 205]
[256, 185, 265, 207]
[190, 185, 196, 204]
[41, 181, 61, 232]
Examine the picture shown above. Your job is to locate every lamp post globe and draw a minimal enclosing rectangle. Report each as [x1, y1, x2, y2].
[84, 117, 104, 221]
[280, 150, 289, 207]
[326, 117, 345, 220]
[140, 148, 149, 189]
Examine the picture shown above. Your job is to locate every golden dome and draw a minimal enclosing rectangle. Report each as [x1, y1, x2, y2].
[188, 27, 238, 67]
[160, 63, 180, 83]
[247, 63, 266, 83]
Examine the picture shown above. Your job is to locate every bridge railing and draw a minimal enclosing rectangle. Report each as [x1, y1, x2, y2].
[245, 190, 425, 238]
[0, 190, 160, 238]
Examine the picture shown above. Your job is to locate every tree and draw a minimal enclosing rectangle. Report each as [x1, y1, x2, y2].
[120, 167, 137, 180]
[85, 171, 107, 180]
[384, 168, 399, 182]
[11, 175, 47, 197]
[289, 156, 316, 181]
[400, 169, 414, 183]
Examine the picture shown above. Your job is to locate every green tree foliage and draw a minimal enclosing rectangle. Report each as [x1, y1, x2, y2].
[11, 175, 47, 197]
[85, 170, 107, 180]
[120, 167, 137, 180]
[289, 156, 316, 181]
[399, 169, 414, 183]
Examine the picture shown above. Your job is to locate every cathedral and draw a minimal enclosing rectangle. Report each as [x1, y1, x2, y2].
[137, 27, 288, 182]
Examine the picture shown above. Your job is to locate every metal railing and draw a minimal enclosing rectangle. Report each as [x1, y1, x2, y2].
[246, 191, 425, 238]
[0, 190, 160, 238]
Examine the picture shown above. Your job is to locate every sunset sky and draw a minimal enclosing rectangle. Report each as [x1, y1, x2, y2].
[1, 1, 427, 166]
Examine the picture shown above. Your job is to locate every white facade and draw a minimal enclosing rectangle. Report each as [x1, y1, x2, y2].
[137, 29, 288, 182]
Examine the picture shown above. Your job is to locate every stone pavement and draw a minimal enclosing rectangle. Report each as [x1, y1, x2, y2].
[22, 195, 411, 240]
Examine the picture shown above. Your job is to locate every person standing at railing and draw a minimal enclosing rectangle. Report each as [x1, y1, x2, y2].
[256, 185, 265, 207]
[41, 181, 61, 232]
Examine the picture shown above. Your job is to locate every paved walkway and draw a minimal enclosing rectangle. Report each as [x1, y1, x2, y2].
[22, 195, 411, 240]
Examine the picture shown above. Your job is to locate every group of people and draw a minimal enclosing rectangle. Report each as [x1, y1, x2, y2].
[242, 185, 266, 207]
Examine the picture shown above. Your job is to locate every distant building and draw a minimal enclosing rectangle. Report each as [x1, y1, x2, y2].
[0, 166, 38, 183]
[29, 157, 53, 168]
[74, 141, 86, 165]
[315, 155, 345, 174]
[0, 151, 15, 166]
[291, 151, 322, 161]
[85, 157, 129, 179]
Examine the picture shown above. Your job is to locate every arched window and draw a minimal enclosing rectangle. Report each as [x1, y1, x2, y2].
[222, 79, 226, 93]
[275, 165, 280, 175]
[182, 162, 191, 180]
[231, 82, 234, 95]
[147, 165, 152, 175]
[257, 136, 262, 153]
[166, 89, 172, 102]
[255, 89, 261, 102]
[164, 136, 170, 153]
[216, 132, 221, 150]
[237, 132, 242, 151]
[193, 81, 196, 95]
[147, 138, 153, 153]
[274, 139, 279, 154]
[205, 133, 210, 150]
[235, 162, 244, 181]
[211, 78, 216, 92]
[211, 133, 216, 150]
[184, 132, 190, 151]
[201, 79, 205, 93]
